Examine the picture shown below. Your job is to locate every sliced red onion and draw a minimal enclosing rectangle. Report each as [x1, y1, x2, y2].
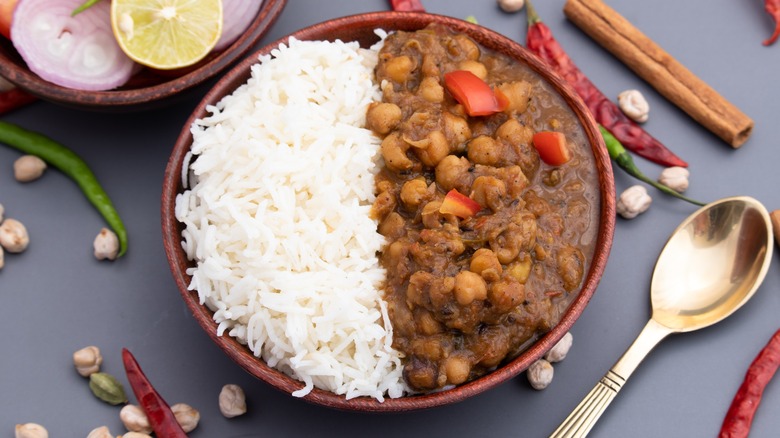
[213, 0, 265, 52]
[11, 0, 134, 91]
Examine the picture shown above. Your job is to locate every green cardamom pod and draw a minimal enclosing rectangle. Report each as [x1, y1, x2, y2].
[88, 372, 127, 405]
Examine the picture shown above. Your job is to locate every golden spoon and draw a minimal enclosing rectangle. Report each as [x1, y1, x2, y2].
[551, 196, 774, 438]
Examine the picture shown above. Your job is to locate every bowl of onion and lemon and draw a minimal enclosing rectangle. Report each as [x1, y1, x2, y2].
[0, 0, 286, 111]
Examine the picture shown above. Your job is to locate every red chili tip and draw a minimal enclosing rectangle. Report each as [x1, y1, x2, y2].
[763, 31, 780, 46]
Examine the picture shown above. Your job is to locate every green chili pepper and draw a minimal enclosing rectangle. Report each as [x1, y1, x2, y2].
[600, 125, 705, 206]
[0, 121, 128, 256]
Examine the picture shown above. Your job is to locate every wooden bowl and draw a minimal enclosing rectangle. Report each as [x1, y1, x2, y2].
[161, 11, 616, 412]
[0, 0, 287, 112]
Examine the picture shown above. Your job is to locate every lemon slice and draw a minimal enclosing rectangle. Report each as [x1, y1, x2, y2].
[111, 0, 222, 70]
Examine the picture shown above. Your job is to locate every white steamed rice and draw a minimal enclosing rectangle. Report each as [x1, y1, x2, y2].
[174, 34, 406, 401]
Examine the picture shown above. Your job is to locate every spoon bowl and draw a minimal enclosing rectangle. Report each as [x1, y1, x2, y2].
[552, 196, 774, 437]
[650, 198, 772, 332]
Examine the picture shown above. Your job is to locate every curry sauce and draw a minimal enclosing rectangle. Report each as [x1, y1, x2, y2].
[368, 25, 599, 391]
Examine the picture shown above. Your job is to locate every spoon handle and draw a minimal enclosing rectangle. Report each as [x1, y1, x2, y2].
[549, 319, 672, 438]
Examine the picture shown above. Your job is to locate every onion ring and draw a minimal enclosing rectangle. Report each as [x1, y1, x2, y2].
[12, 0, 134, 91]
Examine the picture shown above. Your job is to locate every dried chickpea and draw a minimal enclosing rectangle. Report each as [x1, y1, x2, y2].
[498, 0, 525, 13]
[219, 384, 248, 418]
[545, 332, 573, 363]
[73, 345, 103, 377]
[0, 218, 29, 253]
[618, 89, 649, 123]
[171, 403, 200, 433]
[120, 404, 152, 435]
[616, 185, 652, 219]
[86, 426, 112, 438]
[527, 359, 554, 390]
[658, 166, 690, 193]
[13, 155, 46, 182]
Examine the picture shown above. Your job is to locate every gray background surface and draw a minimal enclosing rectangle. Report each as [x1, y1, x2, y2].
[2, 0, 780, 436]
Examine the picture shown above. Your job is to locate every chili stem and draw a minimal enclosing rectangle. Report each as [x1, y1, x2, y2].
[0, 121, 128, 256]
[600, 126, 704, 206]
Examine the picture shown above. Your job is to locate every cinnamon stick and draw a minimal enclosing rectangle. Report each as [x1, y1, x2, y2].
[563, 0, 754, 148]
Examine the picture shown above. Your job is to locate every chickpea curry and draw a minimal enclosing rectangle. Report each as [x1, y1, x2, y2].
[367, 25, 600, 392]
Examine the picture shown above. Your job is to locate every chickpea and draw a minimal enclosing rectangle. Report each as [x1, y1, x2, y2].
[415, 310, 442, 335]
[421, 200, 444, 229]
[442, 113, 471, 154]
[384, 55, 415, 83]
[412, 338, 445, 361]
[454, 270, 488, 305]
[370, 190, 396, 220]
[366, 102, 402, 135]
[496, 81, 532, 113]
[454, 34, 480, 60]
[418, 76, 444, 103]
[381, 133, 413, 171]
[435, 155, 472, 192]
[467, 135, 502, 166]
[421, 55, 440, 77]
[416, 130, 450, 167]
[407, 271, 433, 307]
[496, 118, 533, 145]
[458, 60, 488, 80]
[444, 355, 471, 385]
[378, 212, 406, 239]
[492, 229, 522, 264]
[469, 248, 502, 281]
[385, 240, 409, 271]
[470, 176, 506, 211]
[489, 280, 525, 313]
[400, 178, 429, 209]
[500, 165, 531, 197]
[507, 256, 532, 283]
[404, 356, 439, 390]
[428, 276, 456, 308]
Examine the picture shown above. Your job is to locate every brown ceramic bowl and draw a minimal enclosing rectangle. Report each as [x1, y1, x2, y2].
[0, 0, 286, 112]
[161, 11, 616, 412]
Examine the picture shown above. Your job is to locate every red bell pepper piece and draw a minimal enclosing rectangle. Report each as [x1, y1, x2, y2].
[532, 131, 571, 166]
[444, 70, 507, 117]
[440, 189, 481, 218]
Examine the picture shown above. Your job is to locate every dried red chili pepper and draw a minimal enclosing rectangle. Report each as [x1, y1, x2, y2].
[764, 0, 780, 46]
[524, 0, 687, 168]
[0, 87, 36, 114]
[389, 0, 425, 12]
[719, 329, 780, 438]
[122, 348, 188, 438]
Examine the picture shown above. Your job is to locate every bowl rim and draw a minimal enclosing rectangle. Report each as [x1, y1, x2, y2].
[161, 11, 616, 412]
[0, 0, 287, 109]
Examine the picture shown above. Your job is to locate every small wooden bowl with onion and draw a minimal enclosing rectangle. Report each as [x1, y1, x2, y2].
[161, 11, 616, 412]
[0, 0, 287, 112]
